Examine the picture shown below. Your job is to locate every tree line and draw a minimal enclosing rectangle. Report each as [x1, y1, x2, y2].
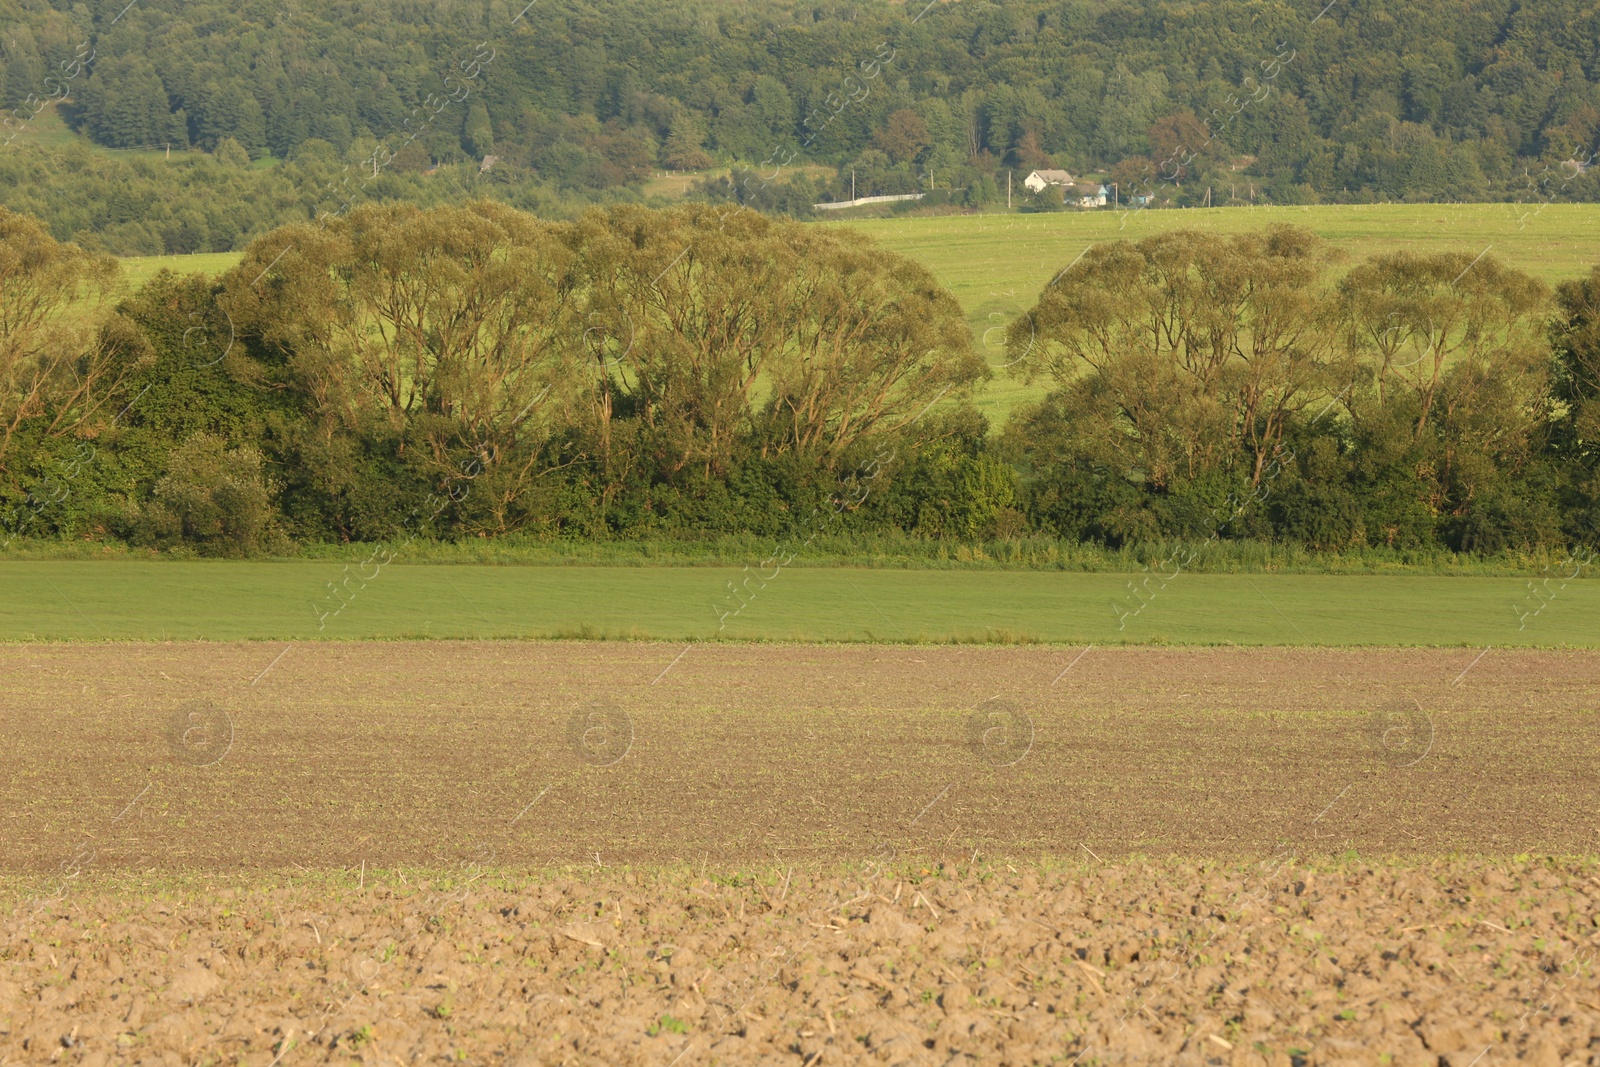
[1004, 227, 1599, 554]
[3, 202, 1599, 557]
[3, 0, 1600, 254]
[1, 201, 991, 552]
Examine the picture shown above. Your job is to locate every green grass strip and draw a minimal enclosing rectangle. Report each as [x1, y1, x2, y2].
[2, 562, 1593, 645]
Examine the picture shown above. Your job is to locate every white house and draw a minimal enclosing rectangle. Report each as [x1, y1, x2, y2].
[1070, 183, 1109, 208]
[1023, 168, 1075, 193]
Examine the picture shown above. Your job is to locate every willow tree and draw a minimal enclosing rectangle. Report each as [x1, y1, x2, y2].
[221, 201, 583, 532]
[1339, 251, 1550, 519]
[564, 204, 981, 486]
[761, 222, 981, 464]
[1339, 251, 1549, 436]
[563, 204, 802, 484]
[0, 207, 129, 474]
[219, 201, 980, 534]
[1008, 226, 1344, 491]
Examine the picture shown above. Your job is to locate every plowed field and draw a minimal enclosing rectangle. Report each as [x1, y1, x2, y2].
[3, 641, 1598, 1065]
[4, 860, 1599, 1065]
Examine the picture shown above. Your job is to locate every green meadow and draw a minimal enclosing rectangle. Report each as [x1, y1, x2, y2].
[116, 251, 244, 294]
[9, 102, 187, 162]
[120, 202, 1600, 421]
[3, 561, 1593, 646]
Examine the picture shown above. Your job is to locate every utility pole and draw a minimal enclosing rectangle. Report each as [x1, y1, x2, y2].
[851, 168, 856, 203]
[1007, 169, 1012, 210]
[1112, 182, 1118, 208]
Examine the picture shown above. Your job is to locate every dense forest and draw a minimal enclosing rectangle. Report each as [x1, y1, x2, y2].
[4, 202, 1600, 560]
[3, 0, 1600, 253]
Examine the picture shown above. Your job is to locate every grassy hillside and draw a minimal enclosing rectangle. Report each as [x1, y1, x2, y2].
[117, 251, 246, 294]
[6, 102, 188, 163]
[117, 202, 1600, 421]
[6, 101, 273, 171]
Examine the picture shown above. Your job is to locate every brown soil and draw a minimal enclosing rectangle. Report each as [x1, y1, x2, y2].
[2, 643, 1597, 871]
[3, 859, 1598, 1066]
[2, 642, 1598, 1064]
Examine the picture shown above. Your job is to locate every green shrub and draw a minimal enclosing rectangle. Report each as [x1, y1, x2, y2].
[141, 433, 277, 556]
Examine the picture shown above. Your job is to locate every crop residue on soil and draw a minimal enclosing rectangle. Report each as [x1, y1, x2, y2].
[2, 642, 1597, 870]
[3, 859, 1598, 1066]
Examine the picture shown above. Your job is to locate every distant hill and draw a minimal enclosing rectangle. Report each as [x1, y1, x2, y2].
[3, 0, 1598, 252]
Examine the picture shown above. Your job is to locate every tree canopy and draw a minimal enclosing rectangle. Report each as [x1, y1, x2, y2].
[4, 202, 1600, 558]
[1005, 226, 1567, 552]
[3, 0, 1600, 253]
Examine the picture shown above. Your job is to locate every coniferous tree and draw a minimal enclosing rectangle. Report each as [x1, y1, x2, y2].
[82, 56, 174, 148]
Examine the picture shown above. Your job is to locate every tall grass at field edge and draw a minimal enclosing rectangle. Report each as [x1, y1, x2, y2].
[0, 532, 1588, 576]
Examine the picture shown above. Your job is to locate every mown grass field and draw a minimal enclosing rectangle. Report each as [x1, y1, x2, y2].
[2, 560, 1595, 645]
[119, 202, 1600, 421]
[116, 250, 243, 292]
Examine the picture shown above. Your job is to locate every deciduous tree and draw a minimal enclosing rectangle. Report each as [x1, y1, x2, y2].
[0, 207, 131, 473]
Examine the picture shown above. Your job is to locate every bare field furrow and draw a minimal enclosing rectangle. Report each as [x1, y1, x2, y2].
[4, 641, 1598, 1064]
[3, 860, 1599, 1066]
[3, 642, 1596, 872]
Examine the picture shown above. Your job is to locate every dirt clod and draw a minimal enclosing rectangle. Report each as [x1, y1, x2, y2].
[4, 856, 1597, 1065]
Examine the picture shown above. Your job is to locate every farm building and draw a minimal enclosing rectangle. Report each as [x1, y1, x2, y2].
[1022, 168, 1075, 193]
[1069, 183, 1110, 207]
